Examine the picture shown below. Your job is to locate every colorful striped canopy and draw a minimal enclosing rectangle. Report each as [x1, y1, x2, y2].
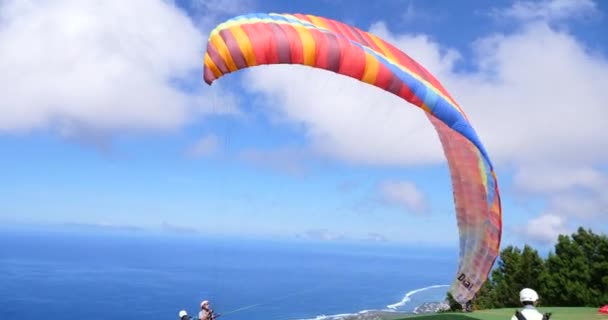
[203, 13, 502, 304]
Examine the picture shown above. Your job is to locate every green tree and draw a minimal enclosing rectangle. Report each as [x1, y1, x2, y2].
[543, 227, 608, 306]
[491, 246, 524, 307]
[573, 228, 608, 305]
[447, 227, 607, 309]
[445, 292, 463, 312]
[516, 245, 546, 302]
[479, 245, 546, 308]
[472, 277, 496, 310]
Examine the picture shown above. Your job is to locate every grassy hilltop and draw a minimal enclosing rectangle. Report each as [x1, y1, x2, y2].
[397, 307, 605, 320]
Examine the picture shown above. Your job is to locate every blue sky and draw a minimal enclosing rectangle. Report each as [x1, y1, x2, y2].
[1, 0, 607, 247]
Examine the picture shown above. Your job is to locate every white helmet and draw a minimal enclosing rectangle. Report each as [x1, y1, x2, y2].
[179, 310, 188, 318]
[520, 288, 539, 302]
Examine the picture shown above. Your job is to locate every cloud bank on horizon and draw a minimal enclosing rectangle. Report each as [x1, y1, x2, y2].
[0, 0, 606, 246]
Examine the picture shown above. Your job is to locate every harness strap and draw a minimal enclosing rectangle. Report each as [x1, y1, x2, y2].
[515, 311, 527, 320]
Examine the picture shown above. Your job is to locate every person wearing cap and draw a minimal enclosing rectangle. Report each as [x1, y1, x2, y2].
[511, 288, 550, 320]
[178, 310, 191, 320]
[198, 300, 217, 320]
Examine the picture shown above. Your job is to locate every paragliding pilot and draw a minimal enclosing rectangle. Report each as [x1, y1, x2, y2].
[199, 300, 219, 320]
[511, 288, 551, 320]
[178, 310, 191, 320]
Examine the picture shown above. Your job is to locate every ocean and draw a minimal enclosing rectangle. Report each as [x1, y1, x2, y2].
[0, 228, 458, 320]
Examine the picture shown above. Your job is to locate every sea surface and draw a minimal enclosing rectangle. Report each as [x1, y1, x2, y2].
[0, 228, 458, 320]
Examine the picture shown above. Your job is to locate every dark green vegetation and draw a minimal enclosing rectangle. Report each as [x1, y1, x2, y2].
[400, 307, 604, 319]
[449, 227, 608, 310]
[388, 228, 608, 320]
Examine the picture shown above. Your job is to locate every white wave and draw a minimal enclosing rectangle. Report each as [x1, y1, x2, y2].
[299, 310, 370, 320]
[293, 309, 398, 320]
[386, 284, 449, 310]
[292, 284, 449, 320]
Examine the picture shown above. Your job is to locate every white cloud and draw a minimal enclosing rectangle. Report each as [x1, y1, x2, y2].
[237, 147, 310, 176]
[191, 0, 253, 17]
[513, 172, 607, 244]
[513, 166, 607, 195]
[0, 0, 243, 136]
[187, 133, 219, 158]
[401, 0, 442, 24]
[161, 221, 199, 234]
[366, 21, 608, 171]
[242, 65, 445, 167]
[457, 24, 608, 168]
[549, 192, 608, 218]
[296, 228, 346, 241]
[489, 0, 598, 22]
[367, 232, 388, 242]
[188, 0, 254, 33]
[511, 165, 608, 242]
[521, 213, 570, 244]
[379, 180, 429, 214]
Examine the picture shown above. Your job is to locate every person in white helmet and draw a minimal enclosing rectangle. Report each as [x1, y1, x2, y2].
[511, 288, 551, 320]
[198, 300, 218, 320]
[178, 310, 191, 320]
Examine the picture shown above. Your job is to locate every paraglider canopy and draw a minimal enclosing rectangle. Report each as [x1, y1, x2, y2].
[202, 12, 502, 304]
